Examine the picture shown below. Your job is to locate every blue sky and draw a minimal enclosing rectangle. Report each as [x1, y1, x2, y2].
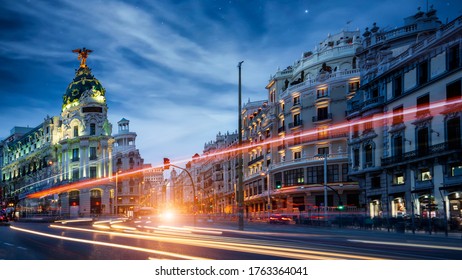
[1, 0, 461, 167]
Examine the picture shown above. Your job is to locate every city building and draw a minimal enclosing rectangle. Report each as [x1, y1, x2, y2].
[0, 50, 146, 218]
[112, 118, 144, 216]
[241, 29, 363, 221]
[172, 30, 364, 221]
[347, 7, 462, 229]
[142, 164, 164, 209]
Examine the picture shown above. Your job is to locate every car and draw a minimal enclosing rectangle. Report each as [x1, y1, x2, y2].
[269, 214, 293, 224]
[0, 215, 9, 224]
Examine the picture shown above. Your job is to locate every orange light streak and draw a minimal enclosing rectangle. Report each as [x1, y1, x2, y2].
[11, 225, 210, 260]
[47, 224, 381, 259]
[25, 98, 461, 198]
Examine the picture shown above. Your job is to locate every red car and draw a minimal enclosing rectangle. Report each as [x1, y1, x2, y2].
[269, 214, 293, 224]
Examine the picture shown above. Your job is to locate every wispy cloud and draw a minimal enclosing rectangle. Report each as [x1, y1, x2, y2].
[1, 0, 461, 163]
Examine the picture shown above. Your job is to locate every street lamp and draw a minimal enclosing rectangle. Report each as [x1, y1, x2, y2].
[237, 61, 244, 231]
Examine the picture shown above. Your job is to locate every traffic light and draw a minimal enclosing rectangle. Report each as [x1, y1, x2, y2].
[337, 202, 345, 211]
[163, 158, 170, 170]
[275, 181, 282, 189]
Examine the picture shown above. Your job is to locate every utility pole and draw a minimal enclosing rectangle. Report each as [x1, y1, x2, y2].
[237, 61, 244, 231]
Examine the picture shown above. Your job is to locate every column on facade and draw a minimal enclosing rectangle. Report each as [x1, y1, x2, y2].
[101, 140, 107, 178]
[80, 140, 89, 178]
[61, 144, 68, 181]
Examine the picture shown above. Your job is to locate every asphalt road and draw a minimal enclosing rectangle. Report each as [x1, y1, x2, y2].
[1, 219, 461, 260]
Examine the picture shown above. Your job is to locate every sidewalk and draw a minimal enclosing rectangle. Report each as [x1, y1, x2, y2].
[204, 218, 462, 242]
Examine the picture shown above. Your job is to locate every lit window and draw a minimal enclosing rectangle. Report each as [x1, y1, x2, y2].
[420, 168, 432, 181]
[394, 173, 404, 184]
[451, 165, 462, 176]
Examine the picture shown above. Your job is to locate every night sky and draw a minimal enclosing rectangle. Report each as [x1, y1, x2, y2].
[1, 0, 461, 167]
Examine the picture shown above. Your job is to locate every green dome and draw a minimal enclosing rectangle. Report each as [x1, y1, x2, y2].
[62, 66, 105, 108]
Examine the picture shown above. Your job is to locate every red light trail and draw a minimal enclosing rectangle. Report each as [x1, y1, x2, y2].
[26, 97, 461, 199]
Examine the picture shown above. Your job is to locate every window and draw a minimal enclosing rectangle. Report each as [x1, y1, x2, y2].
[353, 148, 360, 168]
[89, 147, 97, 160]
[363, 120, 373, 132]
[450, 164, 462, 177]
[419, 168, 432, 181]
[307, 166, 324, 184]
[293, 113, 301, 126]
[72, 168, 79, 181]
[371, 176, 381, 189]
[327, 165, 339, 182]
[294, 151, 301, 160]
[72, 148, 79, 162]
[394, 172, 404, 185]
[448, 44, 460, 71]
[417, 127, 429, 156]
[90, 123, 96, 136]
[416, 94, 430, 118]
[69, 190, 79, 206]
[393, 136, 403, 158]
[318, 147, 329, 156]
[418, 60, 429, 85]
[352, 124, 359, 138]
[447, 117, 461, 149]
[317, 88, 328, 98]
[349, 81, 360, 92]
[317, 107, 329, 121]
[364, 144, 373, 167]
[394, 76, 402, 97]
[90, 166, 97, 178]
[318, 127, 328, 139]
[293, 96, 300, 106]
[73, 126, 79, 137]
[284, 168, 305, 186]
[446, 80, 461, 101]
[274, 172, 282, 189]
[293, 133, 301, 145]
[342, 163, 349, 181]
[392, 106, 403, 125]
[372, 87, 379, 98]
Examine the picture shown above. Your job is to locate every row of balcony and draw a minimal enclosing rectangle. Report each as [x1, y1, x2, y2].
[280, 69, 361, 97]
[381, 142, 456, 166]
[347, 96, 385, 115]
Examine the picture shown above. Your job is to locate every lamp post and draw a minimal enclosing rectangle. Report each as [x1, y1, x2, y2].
[323, 153, 328, 223]
[237, 61, 244, 231]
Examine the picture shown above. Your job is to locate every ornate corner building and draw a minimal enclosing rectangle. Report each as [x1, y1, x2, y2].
[0, 50, 145, 218]
[346, 8, 462, 229]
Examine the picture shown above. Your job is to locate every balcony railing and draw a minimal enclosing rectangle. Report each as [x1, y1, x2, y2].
[444, 175, 462, 187]
[381, 142, 450, 166]
[312, 113, 332, 122]
[415, 179, 433, 190]
[247, 155, 264, 166]
[347, 96, 384, 115]
[288, 120, 303, 128]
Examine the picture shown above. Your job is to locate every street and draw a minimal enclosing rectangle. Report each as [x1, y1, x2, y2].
[1, 217, 461, 260]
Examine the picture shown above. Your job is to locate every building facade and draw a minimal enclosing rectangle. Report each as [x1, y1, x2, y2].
[347, 8, 462, 230]
[0, 50, 146, 219]
[113, 118, 144, 216]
